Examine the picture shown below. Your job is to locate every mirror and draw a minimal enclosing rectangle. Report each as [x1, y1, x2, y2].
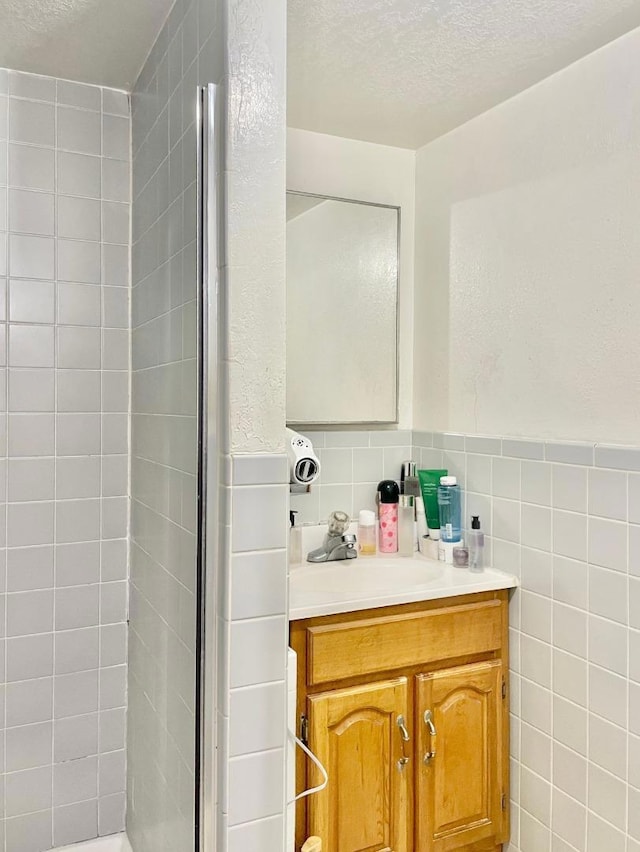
[286, 191, 400, 425]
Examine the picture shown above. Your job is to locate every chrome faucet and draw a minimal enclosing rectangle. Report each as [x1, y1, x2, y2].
[307, 532, 358, 563]
[307, 511, 358, 563]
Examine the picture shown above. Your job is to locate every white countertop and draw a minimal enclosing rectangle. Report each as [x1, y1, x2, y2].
[289, 553, 518, 620]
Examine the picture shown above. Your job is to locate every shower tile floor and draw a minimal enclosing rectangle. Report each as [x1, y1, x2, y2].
[55, 834, 132, 852]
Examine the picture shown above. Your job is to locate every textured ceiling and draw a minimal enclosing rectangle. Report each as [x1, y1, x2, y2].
[288, 0, 640, 149]
[0, 0, 174, 91]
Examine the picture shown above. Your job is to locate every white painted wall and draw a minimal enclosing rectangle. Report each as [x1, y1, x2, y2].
[226, 0, 287, 454]
[413, 26, 640, 444]
[287, 128, 416, 427]
[222, 1, 290, 849]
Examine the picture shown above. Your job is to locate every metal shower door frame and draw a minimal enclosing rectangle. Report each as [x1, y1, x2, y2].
[196, 82, 223, 852]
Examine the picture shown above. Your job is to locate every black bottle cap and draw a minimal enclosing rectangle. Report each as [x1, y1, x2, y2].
[378, 480, 400, 504]
[471, 515, 481, 530]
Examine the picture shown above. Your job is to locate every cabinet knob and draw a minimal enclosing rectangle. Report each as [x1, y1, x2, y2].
[423, 709, 437, 765]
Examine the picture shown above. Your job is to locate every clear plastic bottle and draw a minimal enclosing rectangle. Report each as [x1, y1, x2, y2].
[468, 515, 485, 573]
[404, 472, 421, 502]
[416, 496, 428, 553]
[289, 510, 301, 564]
[398, 495, 415, 557]
[358, 509, 377, 556]
[403, 471, 421, 551]
[437, 475, 462, 542]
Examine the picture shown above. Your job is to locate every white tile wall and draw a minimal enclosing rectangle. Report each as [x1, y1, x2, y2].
[0, 67, 130, 850]
[128, 1, 222, 851]
[420, 430, 640, 852]
[219, 455, 289, 850]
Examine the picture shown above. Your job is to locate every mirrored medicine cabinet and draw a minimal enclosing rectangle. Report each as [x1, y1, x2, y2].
[286, 191, 400, 426]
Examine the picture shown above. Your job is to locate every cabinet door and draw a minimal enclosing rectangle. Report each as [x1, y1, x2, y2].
[307, 677, 411, 852]
[415, 661, 504, 851]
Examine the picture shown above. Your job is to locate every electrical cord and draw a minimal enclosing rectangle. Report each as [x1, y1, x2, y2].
[289, 733, 329, 803]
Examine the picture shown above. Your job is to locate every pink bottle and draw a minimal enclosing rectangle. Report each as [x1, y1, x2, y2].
[377, 480, 400, 553]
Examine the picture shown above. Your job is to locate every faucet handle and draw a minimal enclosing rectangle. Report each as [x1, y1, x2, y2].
[328, 510, 351, 536]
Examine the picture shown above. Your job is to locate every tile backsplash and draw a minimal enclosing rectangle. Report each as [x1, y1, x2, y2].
[0, 68, 130, 849]
[298, 427, 640, 851]
[290, 429, 415, 525]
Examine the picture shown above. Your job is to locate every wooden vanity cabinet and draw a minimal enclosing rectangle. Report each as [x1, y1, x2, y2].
[290, 590, 510, 852]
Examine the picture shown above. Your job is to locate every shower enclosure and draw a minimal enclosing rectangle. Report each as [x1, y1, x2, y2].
[0, 0, 287, 847]
[128, 0, 289, 846]
[128, 46, 222, 852]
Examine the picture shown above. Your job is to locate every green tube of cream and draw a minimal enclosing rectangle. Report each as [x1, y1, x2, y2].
[418, 469, 448, 537]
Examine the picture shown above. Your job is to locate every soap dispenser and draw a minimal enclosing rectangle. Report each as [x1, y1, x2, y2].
[468, 515, 485, 573]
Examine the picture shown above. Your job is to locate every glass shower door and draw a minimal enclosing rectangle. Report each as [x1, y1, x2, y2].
[129, 65, 219, 852]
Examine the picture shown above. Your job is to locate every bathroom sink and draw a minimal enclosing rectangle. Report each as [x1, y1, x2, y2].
[292, 558, 443, 595]
[289, 553, 518, 620]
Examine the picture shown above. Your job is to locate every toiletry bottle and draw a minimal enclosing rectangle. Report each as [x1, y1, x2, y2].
[468, 515, 485, 573]
[437, 475, 462, 542]
[402, 463, 421, 550]
[377, 480, 399, 553]
[401, 461, 421, 500]
[289, 510, 301, 565]
[416, 496, 428, 553]
[398, 495, 415, 557]
[400, 461, 412, 494]
[418, 469, 448, 539]
[404, 465, 421, 502]
[358, 509, 377, 556]
[453, 544, 469, 568]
